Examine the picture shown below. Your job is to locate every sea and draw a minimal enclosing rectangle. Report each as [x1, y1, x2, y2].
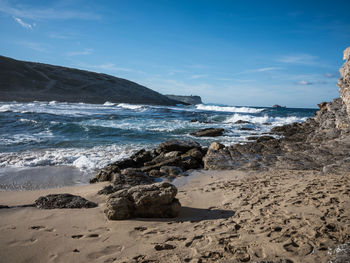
[0, 101, 316, 190]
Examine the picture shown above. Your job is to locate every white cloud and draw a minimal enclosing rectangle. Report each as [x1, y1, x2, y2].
[298, 80, 313, 85]
[13, 16, 33, 29]
[77, 62, 132, 73]
[256, 67, 281, 72]
[1, 1, 100, 20]
[67, 48, 93, 57]
[16, 41, 49, 52]
[234, 67, 282, 75]
[277, 54, 318, 65]
[190, 74, 208, 79]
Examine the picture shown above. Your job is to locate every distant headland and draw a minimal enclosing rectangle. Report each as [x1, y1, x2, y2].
[0, 55, 199, 106]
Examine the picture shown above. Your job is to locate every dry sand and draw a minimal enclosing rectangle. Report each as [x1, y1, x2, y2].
[0, 169, 349, 263]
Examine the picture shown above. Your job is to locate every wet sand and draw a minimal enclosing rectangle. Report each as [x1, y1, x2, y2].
[0, 169, 349, 263]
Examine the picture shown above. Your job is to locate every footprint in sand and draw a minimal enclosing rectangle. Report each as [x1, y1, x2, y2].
[7, 237, 38, 247]
[87, 245, 124, 260]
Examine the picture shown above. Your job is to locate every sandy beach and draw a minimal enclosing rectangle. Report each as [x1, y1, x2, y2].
[1, 169, 349, 263]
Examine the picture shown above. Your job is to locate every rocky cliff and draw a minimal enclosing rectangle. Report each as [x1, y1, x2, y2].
[338, 47, 350, 117]
[0, 55, 180, 105]
[165, 95, 202, 105]
[203, 46, 350, 174]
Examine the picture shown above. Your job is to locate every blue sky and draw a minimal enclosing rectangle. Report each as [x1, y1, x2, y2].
[0, 0, 349, 108]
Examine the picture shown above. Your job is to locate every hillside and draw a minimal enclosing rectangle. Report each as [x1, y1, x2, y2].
[0, 55, 179, 105]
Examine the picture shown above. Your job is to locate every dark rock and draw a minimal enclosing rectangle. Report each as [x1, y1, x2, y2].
[130, 149, 153, 166]
[0, 205, 10, 209]
[246, 135, 275, 143]
[203, 147, 235, 170]
[154, 244, 176, 251]
[98, 168, 152, 195]
[180, 156, 201, 170]
[329, 243, 350, 263]
[105, 182, 181, 220]
[159, 166, 183, 177]
[190, 128, 224, 137]
[141, 157, 182, 172]
[156, 139, 201, 154]
[318, 101, 328, 111]
[182, 148, 203, 162]
[208, 142, 225, 151]
[190, 118, 199, 122]
[148, 169, 164, 178]
[144, 151, 181, 166]
[35, 194, 97, 209]
[239, 127, 254, 131]
[234, 120, 252, 124]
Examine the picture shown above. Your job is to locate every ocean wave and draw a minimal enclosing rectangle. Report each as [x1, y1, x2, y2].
[103, 101, 116, 106]
[117, 103, 145, 110]
[224, 113, 307, 125]
[196, 104, 264, 113]
[0, 144, 149, 173]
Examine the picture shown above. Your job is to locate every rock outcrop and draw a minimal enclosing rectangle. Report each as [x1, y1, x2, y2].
[91, 139, 207, 193]
[190, 128, 224, 137]
[105, 182, 181, 220]
[165, 95, 202, 105]
[35, 194, 98, 209]
[0, 55, 181, 105]
[338, 47, 350, 117]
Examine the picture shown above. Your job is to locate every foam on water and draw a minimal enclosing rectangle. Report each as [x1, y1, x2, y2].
[0, 101, 316, 180]
[0, 143, 148, 173]
[196, 104, 265, 113]
[224, 113, 307, 126]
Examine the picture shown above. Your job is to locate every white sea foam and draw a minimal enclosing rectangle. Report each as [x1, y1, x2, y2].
[196, 104, 264, 113]
[103, 101, 115, 106]
[224, 113, 307, 125]
[117, 103, 145, 110]
[0, 144, 149, 173]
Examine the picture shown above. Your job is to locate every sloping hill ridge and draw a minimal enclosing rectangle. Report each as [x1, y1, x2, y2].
[0, 55, 179, 105]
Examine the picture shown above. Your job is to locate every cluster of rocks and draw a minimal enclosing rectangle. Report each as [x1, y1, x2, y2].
[202, 47, 350, 174]
[90, 139, 207, 189]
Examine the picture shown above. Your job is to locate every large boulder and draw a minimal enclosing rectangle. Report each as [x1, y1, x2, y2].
[105, 182, 181, 220]
[203, 147, 235, 170]
[190, 128, 224, 137]
[98, 168, 152, 195]
[35, 194, 97, 209]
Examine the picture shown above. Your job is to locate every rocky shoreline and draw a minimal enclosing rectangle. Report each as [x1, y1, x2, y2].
[0, 47, 349, 263]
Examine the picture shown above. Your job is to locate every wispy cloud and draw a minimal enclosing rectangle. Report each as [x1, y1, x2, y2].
[298, 80, 313, 85]
[67, 48, 93, 57]
[324, 73, 338, 78]
[255, 67, 282, 72]
[17, 41, 49, 52]
[77, 62, 132, 73]
[190, 74, 208, 79]
[235, 67, 282, 75]
[0, 1, 100, 20]
[13, 16, 34, 29]
[277, 54, 318, 65]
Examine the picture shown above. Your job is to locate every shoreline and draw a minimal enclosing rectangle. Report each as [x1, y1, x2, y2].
[1, 168, 349, 263]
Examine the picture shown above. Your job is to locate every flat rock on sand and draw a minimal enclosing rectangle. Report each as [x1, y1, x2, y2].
[0, 169, 349, 263]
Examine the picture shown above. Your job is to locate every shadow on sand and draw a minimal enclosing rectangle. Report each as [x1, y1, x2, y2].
[134, 206, 235, 223]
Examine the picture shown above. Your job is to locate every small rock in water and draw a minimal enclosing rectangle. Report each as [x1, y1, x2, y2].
[35, 194, 98, 209]
[190, 128, 224, 137]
